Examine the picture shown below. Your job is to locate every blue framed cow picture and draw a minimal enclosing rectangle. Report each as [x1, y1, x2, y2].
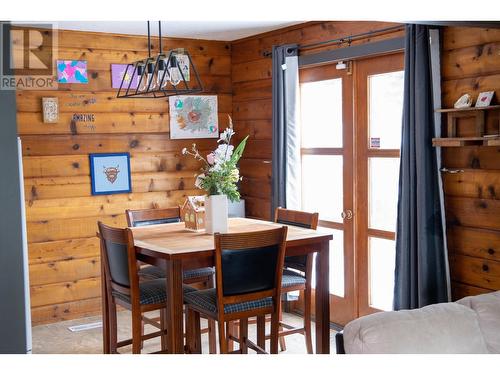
[89, 153, 132, 195]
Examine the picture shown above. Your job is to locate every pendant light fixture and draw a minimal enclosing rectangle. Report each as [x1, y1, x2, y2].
[117, 21, 203, 98]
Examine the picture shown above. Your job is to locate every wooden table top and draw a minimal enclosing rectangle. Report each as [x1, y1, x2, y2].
[130, 217, 333, 257]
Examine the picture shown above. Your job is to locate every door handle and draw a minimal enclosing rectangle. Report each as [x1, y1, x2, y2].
[341, 209, 353, 220]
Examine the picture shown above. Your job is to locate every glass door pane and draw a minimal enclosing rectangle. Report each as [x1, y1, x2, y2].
[368, 237, 396, 311]
[310, 230, 345, 297]
[368, 157, 400, 232]
[300, 78, 343, 148]
[301, 155, 343, 222]
[368, 71, 404, 149]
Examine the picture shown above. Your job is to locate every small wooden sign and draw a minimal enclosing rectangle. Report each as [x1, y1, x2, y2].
[72, 113, 95, 122]
[42, 97, 59, 123]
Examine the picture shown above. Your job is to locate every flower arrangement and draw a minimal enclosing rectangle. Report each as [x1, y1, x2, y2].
[182, 116, 249, 203]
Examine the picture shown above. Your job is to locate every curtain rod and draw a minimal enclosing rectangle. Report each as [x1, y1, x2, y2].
[262, 24, 405, 57]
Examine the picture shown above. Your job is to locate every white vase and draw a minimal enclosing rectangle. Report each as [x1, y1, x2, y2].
[205, 194, 228, 234]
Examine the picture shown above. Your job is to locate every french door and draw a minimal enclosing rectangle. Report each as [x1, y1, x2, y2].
[298, 53, 404, 325]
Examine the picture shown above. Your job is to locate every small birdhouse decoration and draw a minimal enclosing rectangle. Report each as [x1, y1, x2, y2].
[181, 196, 206, 231]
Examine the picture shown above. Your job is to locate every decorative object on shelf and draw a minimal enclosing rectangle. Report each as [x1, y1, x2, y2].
[182, 116, 249, 234]
[454, 93, 473, 109]
[475, 91, 495, 107]
[89, 153, 132, 195]
[180, 196, 206, 231]
[169, 95, 218, 139]
[42, 97, 58, 123]
[57, 60, 88, 83]
[111, 64, 139, 89]
[116, 21, 202, 98]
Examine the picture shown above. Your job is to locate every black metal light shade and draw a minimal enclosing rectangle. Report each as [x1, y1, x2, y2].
[117, 22, 203, 98]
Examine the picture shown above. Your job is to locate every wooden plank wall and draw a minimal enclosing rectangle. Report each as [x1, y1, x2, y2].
[17, 28, 232, 325]
[231, 21, 404, 220]
[441, 27, 500, 300]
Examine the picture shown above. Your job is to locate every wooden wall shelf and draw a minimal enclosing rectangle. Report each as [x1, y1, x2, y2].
[435, 105, 500, 113]
[433, 104, 500, 147]
[433, 136, 500, 147]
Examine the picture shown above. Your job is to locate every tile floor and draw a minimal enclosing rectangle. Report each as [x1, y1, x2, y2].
[32, 311, 337, 354]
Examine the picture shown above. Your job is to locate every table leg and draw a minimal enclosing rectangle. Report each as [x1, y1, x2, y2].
[315, 240, 330, 354]
[165, 259, 185, 354]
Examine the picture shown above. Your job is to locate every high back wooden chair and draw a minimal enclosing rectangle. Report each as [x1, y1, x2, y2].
[274, 207, 319, 354]
[184, 227, 288, 354]
[126, 207, 181, 227]
[98, 221, 195, 354]
[126, 207, 217, 353]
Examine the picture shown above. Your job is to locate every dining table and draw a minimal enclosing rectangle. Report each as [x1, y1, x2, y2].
[129, 217, 333, 354]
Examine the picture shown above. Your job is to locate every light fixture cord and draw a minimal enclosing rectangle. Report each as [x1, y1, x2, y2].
[147, 20, 151, 57]
[158, 21, 162, 54]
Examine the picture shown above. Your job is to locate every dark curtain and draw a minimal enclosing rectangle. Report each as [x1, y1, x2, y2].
[271, 44, 298, 216]
[393, 24, 450, 310]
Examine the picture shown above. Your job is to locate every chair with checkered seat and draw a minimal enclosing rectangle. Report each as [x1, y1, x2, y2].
[98, 221, 196, 354]
[274, 207, 319, 354]
[184, 227, 288, 354]
[126, 207, 217, 353]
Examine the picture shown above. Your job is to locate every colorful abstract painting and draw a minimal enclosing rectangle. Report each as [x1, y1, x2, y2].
[111, 64, 139, 89]
[57, 60, 88, 83]
[169, 95, 218, 139]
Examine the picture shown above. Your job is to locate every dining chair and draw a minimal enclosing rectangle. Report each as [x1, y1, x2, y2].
[125, 207, 217, 353]
[274, 207, 319, 354]
[98, 221, 196, 354]
[184, 226, 288, 354]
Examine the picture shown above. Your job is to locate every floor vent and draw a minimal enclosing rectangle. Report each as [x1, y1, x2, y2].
[68, 321, 102, 332]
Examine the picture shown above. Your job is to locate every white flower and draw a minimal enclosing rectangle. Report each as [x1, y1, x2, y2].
[217, 127, 235, 143]
[213, 144, 234, 166]
[195, 173, 205, 189]
[181, 147, 188, 155]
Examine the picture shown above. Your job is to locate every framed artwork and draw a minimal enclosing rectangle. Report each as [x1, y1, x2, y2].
[42, 97, 59, 123]
[89, 153, 132, 195]
[475, 91, 495, 107]
[111, 64, 139, 89]
[57, 60, 88, 83]
[169, 95, 218, 139]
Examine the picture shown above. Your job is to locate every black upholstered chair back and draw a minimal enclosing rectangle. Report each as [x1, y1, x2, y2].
[214, 227, 288, 300]
[98, 222, 136, 289]
[126, 207, 181, 228]
[220, 244, 280, 296]
[274, 208, 319, 272]
[104, 240, 130, 287]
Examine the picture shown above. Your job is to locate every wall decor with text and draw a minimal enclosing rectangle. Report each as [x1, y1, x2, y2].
[89, 153, 132, 195]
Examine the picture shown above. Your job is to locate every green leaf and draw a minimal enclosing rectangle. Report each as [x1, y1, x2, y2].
[230, 135, 249, 165]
